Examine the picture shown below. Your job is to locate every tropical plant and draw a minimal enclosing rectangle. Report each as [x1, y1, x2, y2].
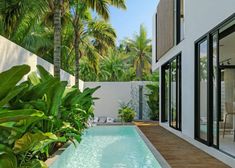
[145, 83, 159, 120]
[61, 86, 100, 134]
[0, 65, 99, 167]
[118, 103, 136, 122]
[99, 49, 127, 81]
[124, 24, 152, 80]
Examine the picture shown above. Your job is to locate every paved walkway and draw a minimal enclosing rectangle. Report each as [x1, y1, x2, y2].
[135, 122, 230, 168]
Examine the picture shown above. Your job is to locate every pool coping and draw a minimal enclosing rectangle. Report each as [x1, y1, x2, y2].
[135, 126, 172, 168]
[45, 141, 72, 167]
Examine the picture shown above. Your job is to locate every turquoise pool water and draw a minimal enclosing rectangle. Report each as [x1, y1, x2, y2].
[50, 126, 162, 168]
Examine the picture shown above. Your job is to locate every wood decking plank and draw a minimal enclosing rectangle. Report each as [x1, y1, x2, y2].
[135, 122, 230, 168]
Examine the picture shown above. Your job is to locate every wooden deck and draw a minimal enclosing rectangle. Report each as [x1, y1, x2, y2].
[135, 122, 230, 168]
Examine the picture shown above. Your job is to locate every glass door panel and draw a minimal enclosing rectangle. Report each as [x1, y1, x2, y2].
[212, 33, 218, 146]
[170, 59, 177, 128]
[218, 28, 235, 156]
[163, 66, 170, 122]
[199, 40, 208, 141]
[219, 68, 235, 156]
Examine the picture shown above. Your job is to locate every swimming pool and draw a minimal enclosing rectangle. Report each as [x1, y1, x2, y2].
[50, 126, 163, 168]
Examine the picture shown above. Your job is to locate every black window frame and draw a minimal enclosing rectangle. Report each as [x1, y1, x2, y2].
[161, 53, 182, 131]
[194, 13, 235, 148]
[176, 0, 181, 44]
[155, 13, 158, 62]
[175, 0, 184, 45]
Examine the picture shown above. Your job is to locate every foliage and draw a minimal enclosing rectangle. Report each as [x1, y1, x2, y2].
[78, 24, 153, 82]
[0, 1, 156, 82]
[99, 49, 127, 81]
[118, 103, 136, 122]
[145, 82, 159, 121]
[0, 65, 99, 168]
[124, 24, 152, 80]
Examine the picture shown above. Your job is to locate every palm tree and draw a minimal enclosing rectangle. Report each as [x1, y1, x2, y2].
[0, 0, 48, 46]
[125, 24, 152, 80]
[79, 57, 97, 81]
[99, 49, 127, 81]
[69, 0, 126, 87]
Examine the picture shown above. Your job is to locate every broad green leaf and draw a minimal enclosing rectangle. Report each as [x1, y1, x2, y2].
[21, 78, 55, 101]
[19, 159, 47, 168]
[13, 132, 48, 154]
[0, 123, 26, 146]
[0, 83, 28, 107]
[0, 109, 44, 124]
[47, 81, 67, 116]
[36, 65, 53, 81]
[28, 72, 41, 85]
[13, 132, 63, 154]
[0, 144, 17, 168]
[32, 137, 66, 155]
[0, 65, 30, 100]
[22, 100, 47, 112]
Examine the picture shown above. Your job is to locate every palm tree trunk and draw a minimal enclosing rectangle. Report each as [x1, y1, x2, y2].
[140, 55, 144, 80]
[53, 0, 62, 79]
[136, 55, 144, 80]
[74, 28, 80, 87]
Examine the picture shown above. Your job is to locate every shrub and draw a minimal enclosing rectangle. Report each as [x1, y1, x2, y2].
[0, 65, 99, 167]
[118, 105, 136, 122]
[145, 83, 159, 121]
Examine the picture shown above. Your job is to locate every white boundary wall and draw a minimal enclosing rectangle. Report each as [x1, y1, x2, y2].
[0, 35, 84, 90]
[84, 81, 152, 120]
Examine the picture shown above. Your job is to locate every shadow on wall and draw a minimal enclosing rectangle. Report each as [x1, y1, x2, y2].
[0, 35, 84, 90]
[0, 36, 37, 72]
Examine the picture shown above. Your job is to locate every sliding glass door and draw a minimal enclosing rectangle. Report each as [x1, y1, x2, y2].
[162, 65, 170, 122]
[161, 54, 181, 131]
[195, 15, 235, 156]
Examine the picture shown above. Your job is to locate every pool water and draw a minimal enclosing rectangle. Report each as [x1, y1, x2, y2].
[50, 126, 162, 168]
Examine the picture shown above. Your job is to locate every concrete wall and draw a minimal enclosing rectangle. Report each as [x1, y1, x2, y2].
[152, 0, 235, 166]
[0, 35, 154, 120]
[0, 35, 84, 90]
[84, 81, 152, 120]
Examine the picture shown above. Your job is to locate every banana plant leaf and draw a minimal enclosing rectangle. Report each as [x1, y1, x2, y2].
[0, 122, 25, 141]
[20, 78, 56, 102]
[28, 72, 41, 85]
[19, 159, 47, 168]
[62, 86, 100, 108]
[0, 144, 17, 168]
[13, 132, 61, 154]
[36, 65, 53, 81]
[0, 65, 30, 100]
[0, 109, 45, 124]
[46, 81, 67, 116]
[32, 136, 66, 155]
[0, 83, 28, 107]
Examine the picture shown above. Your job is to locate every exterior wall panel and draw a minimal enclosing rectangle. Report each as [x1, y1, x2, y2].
[157, 0, 174, 59]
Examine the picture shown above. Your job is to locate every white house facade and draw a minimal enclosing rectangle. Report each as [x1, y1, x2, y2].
[152, 0, 235, 166]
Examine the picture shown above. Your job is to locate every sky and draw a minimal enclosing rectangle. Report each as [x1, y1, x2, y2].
[108, 0, 159, 44]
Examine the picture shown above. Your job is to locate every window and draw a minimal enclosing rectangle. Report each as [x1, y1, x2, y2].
[161, 54, 181, 131]
[175, 0, 184, 44]
[195, 14, 235, 157]
[195, 39, 208, 142]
